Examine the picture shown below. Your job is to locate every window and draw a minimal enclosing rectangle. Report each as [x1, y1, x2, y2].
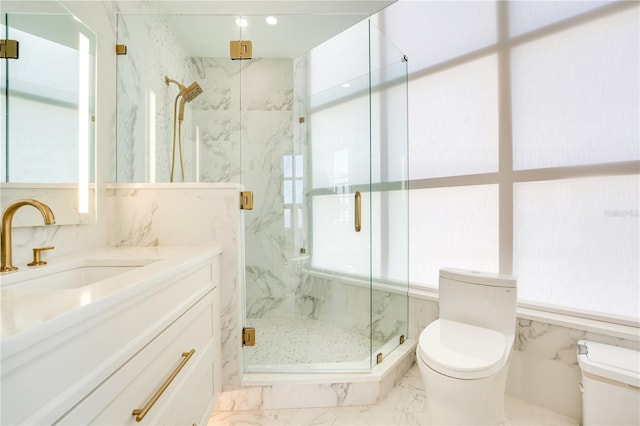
[309, 1, 639, 322]
[382, 0, 639, 322]
[283, 155, 304, 229]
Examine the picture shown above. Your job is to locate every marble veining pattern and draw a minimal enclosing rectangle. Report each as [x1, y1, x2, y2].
[209, 364, 580, 425]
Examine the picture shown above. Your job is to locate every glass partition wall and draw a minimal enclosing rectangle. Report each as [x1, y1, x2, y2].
[116, 14, 408, 373]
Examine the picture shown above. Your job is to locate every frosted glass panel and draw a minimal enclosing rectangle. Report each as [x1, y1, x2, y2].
[514, 176, 640, 320]
[387, 190, 409, 282]
[409, 55, 499, 180]
[311, 95, 370, 189]
[312, 192, 372, 277]
[509, 1, 616, 37]
[511, 8, 640, 170]
[409, 185, 499, 288]
[309, 20, 369, 95]
[380, 0, 497, 73]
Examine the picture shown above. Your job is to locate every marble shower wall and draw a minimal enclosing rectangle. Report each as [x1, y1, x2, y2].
[116, 14, 194, 183]
[298, 275, 409, 349]
[189, 58, 242, 183]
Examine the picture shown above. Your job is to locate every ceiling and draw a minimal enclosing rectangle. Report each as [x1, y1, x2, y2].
[116, 1, 397, 59]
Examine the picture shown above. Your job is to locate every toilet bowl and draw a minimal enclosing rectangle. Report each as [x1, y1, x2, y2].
[417, 268, 517, 425]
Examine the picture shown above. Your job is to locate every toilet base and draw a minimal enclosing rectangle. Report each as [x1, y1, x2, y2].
[418, 355, 510, 425]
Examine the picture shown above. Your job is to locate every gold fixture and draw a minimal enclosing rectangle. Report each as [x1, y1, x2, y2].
[230, 40, 252, 60]
[1, 199, 56, 272]
[299, 117, 305, 124]
[400, 335, 405, 345]
[132, 349, 195, 422]
[0, 39, 19, 59]
[300, 248, 306, 254]
[240, 191, 254, 210]
[164, 76, 203, 182]
[242, 327, 256, 346]
[115, 44, 127, 55]
[377, 352, 383, 364]
[354, 191, 362, 232]
[28, 246, 55, 267]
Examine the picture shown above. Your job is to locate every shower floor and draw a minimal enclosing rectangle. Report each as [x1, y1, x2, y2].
[244, 317, 385, 370]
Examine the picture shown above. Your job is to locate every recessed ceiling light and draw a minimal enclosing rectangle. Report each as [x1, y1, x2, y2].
[342, 83, 351, 88]
[236, 17, 248, 28]
[266, 16, 278, 25]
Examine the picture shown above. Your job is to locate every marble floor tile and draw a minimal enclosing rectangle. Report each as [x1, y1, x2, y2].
[209, 365, 580, 426]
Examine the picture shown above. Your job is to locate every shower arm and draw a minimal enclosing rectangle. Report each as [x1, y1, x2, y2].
[165, 76, 185, 91]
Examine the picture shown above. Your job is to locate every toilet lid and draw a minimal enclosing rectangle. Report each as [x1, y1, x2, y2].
[418, 319, 508, 380]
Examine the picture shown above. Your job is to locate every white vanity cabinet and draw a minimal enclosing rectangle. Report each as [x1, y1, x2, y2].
[0, 247, 222, 426]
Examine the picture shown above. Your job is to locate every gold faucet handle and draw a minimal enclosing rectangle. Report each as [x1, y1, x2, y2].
[28, 246, 55, 267]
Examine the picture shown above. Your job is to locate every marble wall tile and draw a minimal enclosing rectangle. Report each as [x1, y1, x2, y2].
[116, 14, 194, 183]
[106, 188, 160, 247]
[507, 318, 640, 419]
[407, 296, 439, 340]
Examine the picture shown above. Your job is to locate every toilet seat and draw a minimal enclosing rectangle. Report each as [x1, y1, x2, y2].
[418, 319, 509, 380]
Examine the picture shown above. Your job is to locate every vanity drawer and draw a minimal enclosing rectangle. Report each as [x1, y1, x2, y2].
[2, 263, 214, 425]
[56, 291, 215, 425]
[155, 342, 216, 426]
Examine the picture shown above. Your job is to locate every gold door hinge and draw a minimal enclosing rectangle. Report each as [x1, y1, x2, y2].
[399, 335, 406, 345]
[0, 40, 19, 59]
[230, 40, 252, 60]
[115, 44, 127, 55]
[376, 352, 383, 364]
[240, 191, 253, 210]
[242, 327, 256, 346]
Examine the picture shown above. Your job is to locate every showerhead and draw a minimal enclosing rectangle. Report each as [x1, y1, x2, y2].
[165, 75, 203, 121]
[182, 81, 203, 103]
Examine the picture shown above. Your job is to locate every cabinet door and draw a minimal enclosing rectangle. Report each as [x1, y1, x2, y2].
[57, 293, 214, 425]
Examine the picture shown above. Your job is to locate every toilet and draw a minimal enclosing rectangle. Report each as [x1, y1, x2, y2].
[577, 340, 640, 425]
[417, 268, 517, 425]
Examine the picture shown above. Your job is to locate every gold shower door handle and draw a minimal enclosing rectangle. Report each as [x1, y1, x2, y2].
[132, 349, 195, 422]
[355, 191, 361, 232]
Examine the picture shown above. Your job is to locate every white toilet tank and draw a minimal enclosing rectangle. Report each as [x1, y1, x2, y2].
[439, 268, 517, 336]
[577, 340, 640, 426]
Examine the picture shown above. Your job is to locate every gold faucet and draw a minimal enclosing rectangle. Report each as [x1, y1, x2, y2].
[1, 199, 56, 272]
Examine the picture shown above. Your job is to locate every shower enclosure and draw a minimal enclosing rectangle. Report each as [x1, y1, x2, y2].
[116, 12, 408, 374]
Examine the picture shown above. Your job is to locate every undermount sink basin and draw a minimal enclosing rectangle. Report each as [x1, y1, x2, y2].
[1, 258, 158, 290]
[15, 265, 146, 290]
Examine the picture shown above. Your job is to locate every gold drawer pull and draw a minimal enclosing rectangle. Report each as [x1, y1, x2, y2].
[132, 349, 195, 422]
[354, 191, 362, 232]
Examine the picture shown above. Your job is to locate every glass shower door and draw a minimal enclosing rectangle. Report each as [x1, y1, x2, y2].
[368, 22, 409, 364]
[241, 18, 374, 373]
[241, 18, 408, 373]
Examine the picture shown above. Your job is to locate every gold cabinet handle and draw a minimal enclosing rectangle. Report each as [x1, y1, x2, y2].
[354, 191, 361, 232]
[132, 349, 195, 422]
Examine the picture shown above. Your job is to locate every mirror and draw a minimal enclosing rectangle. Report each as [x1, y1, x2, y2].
[1, 0, 97, 225]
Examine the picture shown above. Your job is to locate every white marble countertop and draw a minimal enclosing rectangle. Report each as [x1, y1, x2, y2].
[0, 246, 222, 355]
